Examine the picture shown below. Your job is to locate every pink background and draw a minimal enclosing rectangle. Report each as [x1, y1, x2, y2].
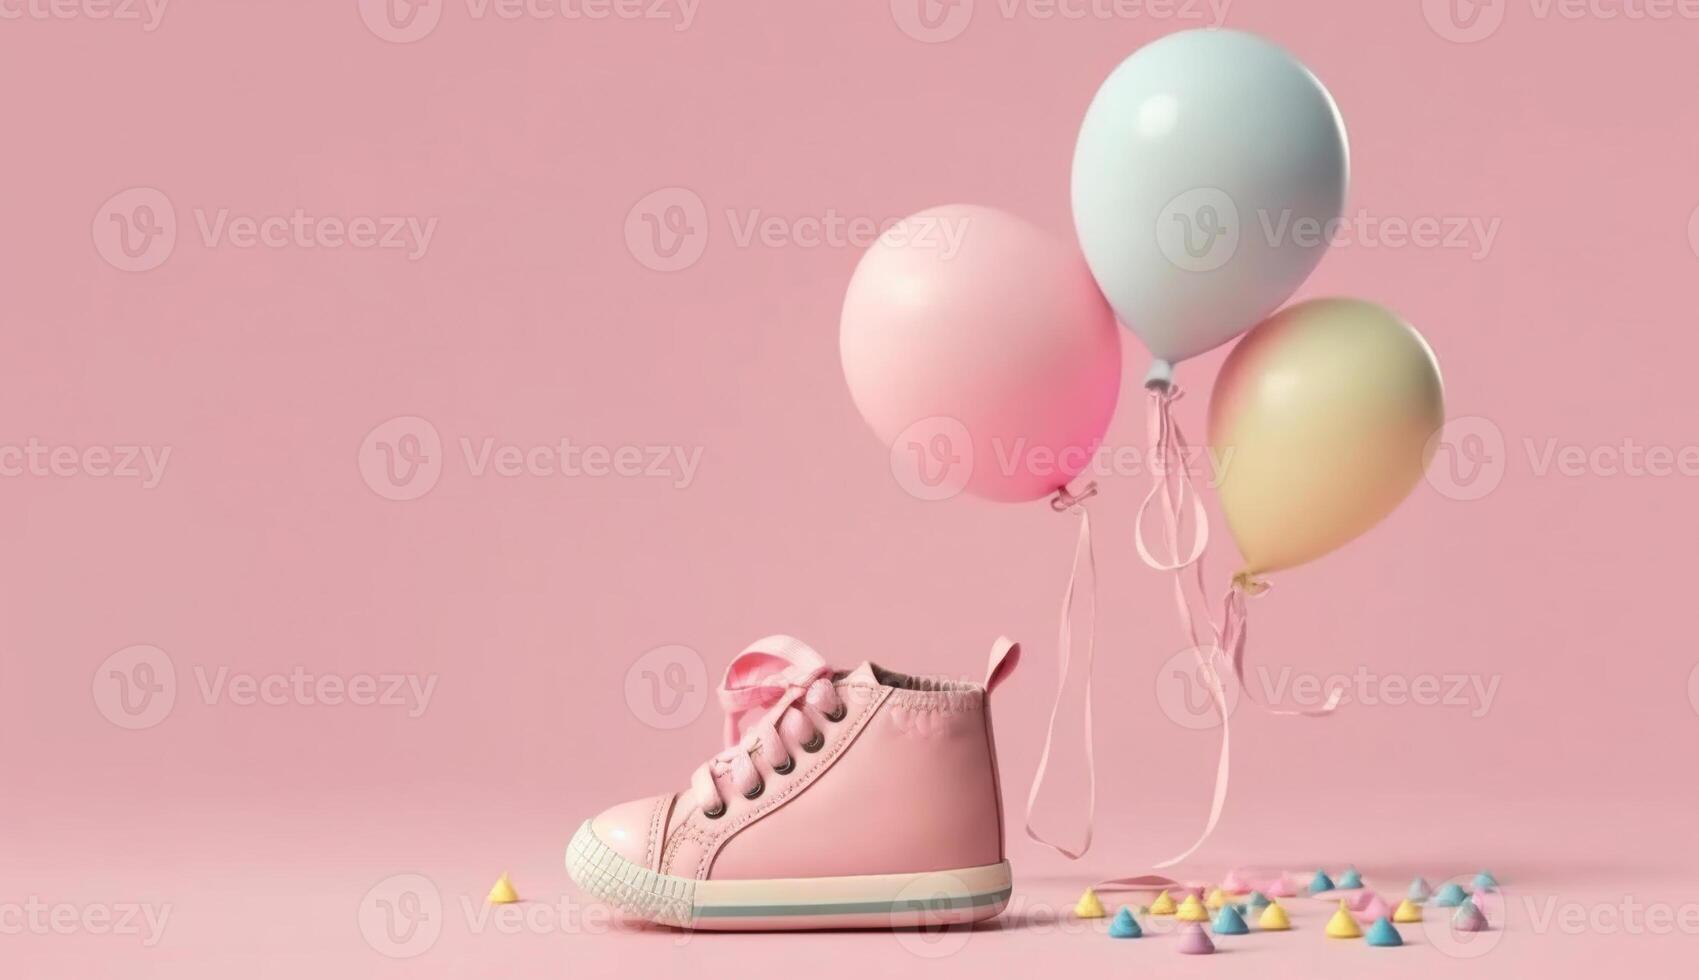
[4, 1, 1697, 976]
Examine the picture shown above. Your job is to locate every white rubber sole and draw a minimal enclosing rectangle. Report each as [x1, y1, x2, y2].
[565, 820, 1012, 930]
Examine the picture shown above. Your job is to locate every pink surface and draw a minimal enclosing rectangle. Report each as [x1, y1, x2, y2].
[3, 2, 1698, 977]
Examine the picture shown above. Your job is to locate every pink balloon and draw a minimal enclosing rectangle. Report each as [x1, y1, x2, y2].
[840, 205, 1122, 503]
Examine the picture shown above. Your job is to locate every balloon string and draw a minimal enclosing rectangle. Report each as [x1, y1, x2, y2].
[1223, 577, 1345, 717]
[1133, 385, 1209, 572]
[1123, 382, 1227, 867]
[1023, 483, 1098, 860]
[1139, 576, 1343, 873]
[1150, 598, 1232, 869]
[1115, 382, 1341, 875]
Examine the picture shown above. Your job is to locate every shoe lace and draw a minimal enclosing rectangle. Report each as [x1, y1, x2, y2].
[688, 637, 844, 817]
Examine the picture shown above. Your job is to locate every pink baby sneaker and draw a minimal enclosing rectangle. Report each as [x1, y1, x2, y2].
[567, 634, 1020, 930]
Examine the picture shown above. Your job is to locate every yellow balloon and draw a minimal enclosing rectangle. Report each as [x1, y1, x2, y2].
[1208, 297, 1445, 578]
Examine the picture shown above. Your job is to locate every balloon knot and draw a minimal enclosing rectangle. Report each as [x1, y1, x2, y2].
[1231, 571, 1271, 597]
[1050, 481, 1099, 513]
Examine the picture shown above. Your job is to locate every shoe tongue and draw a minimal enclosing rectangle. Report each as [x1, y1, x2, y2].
[839, 662, 880, 686]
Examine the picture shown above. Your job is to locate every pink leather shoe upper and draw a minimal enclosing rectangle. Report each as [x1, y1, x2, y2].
[708, 675, 1002, 879]
[587, 636, 1018, 883]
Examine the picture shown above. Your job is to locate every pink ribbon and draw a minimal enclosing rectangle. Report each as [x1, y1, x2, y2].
[1135, 576, 1341, 871]
[1133, 384, 1209, 573]
[1114, 384, 1341, 874]
[1221, 578, 1345, 718]
[1127, 384, 1230, 868]
[1022, 481, 1099, 860]
[713, 635, 834, 747]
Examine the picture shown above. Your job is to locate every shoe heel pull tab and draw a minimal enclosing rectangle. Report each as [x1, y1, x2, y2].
[985, 637, 1020, 696]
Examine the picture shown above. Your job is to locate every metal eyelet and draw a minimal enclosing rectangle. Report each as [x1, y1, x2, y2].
[824, 704, 847, 723]
[801, 731, 825, 753]
[743, 779, 765, 800]
[772, 756, 795, 775]
[703, 802, 727, 820]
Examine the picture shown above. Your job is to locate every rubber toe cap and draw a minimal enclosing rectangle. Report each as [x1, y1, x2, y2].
[588, 794, 673, 871]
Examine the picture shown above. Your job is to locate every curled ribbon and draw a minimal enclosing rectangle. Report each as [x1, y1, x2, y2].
[1222, 580, 1345, 718]
[714, 636, 835, 746]
[1023, 481, 1099, 860]
[1133, 384, 1209, 573]
[1127, 381, 1342, 873]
